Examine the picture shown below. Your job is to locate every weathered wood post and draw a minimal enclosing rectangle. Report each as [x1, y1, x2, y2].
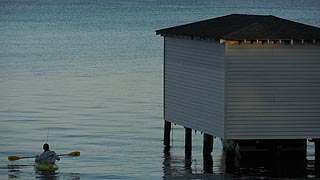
[314, 139, 320, 178]
[185, 127, 192, 157]
[164, 120, 171, 150]
[203, 133, 213, 156]
[203, 154, 213, 174]
[223, 139, 235, 173]
[203, 133, 213, 173]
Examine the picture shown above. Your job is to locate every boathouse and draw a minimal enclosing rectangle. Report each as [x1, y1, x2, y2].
[157, 14, 320, 176]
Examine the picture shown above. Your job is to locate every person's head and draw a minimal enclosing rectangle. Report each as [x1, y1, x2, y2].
[43, 143, 49, 151]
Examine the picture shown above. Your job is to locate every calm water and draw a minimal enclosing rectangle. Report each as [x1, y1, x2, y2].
[1, 0, 320, 179]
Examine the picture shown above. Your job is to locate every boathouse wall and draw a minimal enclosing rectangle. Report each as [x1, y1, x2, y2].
[164, 37, 225, 138]
[225, 43, 320, 139]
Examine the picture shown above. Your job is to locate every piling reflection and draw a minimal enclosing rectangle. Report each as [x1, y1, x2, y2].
[227, 140, 309, 178]
[230, 150, 307, 178]
[184, 155, 192, 172]
[163, 148, 216, 179]
[163, 142, 314, 179]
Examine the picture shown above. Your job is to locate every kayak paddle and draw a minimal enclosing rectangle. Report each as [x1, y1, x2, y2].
[8, 151, 80, 161]
[8, 155, 37, 161]
[57, 151, 80, 157]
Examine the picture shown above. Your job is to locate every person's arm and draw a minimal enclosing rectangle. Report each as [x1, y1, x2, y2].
[55, 152, 60, 161]
[35, 155, 40, 162]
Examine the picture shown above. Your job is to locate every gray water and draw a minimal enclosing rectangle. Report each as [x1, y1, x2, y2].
[1, 0, 320, 179]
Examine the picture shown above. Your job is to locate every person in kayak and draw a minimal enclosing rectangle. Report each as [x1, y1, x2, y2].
[35, 143, 60, 164]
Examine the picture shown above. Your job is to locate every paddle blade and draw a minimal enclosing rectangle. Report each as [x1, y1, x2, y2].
[8, 156, 20, 161]
[68, 151, 80, 156]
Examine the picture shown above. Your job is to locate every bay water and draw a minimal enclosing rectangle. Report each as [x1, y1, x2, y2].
[1, 0, 320, 179]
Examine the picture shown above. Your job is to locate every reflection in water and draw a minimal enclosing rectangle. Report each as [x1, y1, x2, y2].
[232, 140, 309, 178]
[163, 149, 186, 178]
[35, 170, 80, 180]
[163, 148, 220, 179]
[6, 164, 80, 180]
[35, 170, 59, 180]
[162, 141, 315, 179]
[184, 155, 192, 173]
[234, 149, 307, 178]
[7, 164, 27, 179]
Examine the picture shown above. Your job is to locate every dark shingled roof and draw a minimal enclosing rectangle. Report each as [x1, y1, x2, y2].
[156, 14, 320, 40]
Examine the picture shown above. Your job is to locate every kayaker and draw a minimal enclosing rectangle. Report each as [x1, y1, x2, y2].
[35, 143, 60, 164]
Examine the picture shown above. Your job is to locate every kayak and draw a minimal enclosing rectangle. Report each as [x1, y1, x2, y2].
[35, 163, 58, 171]
[35, 163, 59, 171]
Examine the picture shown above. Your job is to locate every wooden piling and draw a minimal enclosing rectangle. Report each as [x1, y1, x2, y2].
[203, 154, 213, 173]
[185, 127, 192, 157]
[203, 133, 213, 156]
[203, 133, 214, 173]
[223, 140, 235, 173]
[163, 120, 171, 150]
[314, 139, 320, 178]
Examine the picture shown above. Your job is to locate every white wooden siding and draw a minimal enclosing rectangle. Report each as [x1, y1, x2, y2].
[225, 44, 320, 139]
[164, 37, 225, 138]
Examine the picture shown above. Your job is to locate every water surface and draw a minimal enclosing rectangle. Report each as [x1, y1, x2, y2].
[1, 0, 320, 179]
